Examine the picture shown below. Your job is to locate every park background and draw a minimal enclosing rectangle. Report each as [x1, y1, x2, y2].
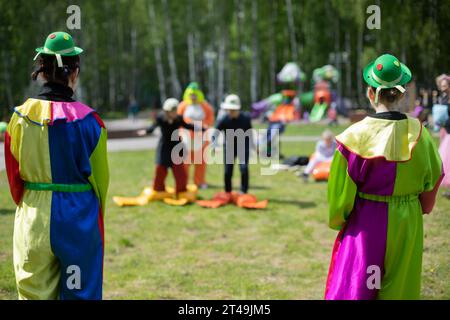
[0, 0, 449, 299]
[1, 0, 450, 116]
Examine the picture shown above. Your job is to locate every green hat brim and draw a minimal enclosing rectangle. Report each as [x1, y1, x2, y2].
[35, 46, 83, 57]
[363, 60, 411, 88]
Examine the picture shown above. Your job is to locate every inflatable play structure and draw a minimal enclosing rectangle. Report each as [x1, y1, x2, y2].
[197, 191, 268, 209]
[251, 63, 304, 157]
[307, 65, 339, 123]
[251, 62, 304, 120]
[252, 63, 340, 156]
[251, 64, 339, 123]
[113, 184, 198, 207]
[311, 159, 332, 181]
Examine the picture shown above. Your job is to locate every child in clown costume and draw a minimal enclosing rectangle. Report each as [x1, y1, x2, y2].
[4, 32, 109, 299]
[325, 54, 443, 300]
[177, 82, 215, 189]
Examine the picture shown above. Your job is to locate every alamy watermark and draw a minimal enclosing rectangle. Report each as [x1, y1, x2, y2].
[366, 5, 381, 30]
[66, 5, 81, 30]
[66, 265, 81, 290]
[367, 265, 381, 290]
[169, 125, 281, 176]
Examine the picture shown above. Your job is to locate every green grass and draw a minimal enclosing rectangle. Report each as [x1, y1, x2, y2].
[0, 124, 448, 299]
[253, 121, 349, 137]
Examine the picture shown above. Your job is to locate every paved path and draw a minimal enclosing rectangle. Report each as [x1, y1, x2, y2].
[0, 135, 321, 171]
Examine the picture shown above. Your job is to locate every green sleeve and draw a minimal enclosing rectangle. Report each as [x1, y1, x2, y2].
[327, 149, 358, 230]
[422, 128, 443, 191]
[88, 128, 109, 215]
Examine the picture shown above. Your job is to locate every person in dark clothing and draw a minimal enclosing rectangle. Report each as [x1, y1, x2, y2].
[215, 94, 253, 194]
[138, 98, 202, 194]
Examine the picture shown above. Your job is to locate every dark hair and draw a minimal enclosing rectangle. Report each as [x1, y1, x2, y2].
[31, 54, 80, 86]
[370, 86, 403, 104]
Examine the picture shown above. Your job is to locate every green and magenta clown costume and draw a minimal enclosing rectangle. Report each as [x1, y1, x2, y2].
[4, 32, 109, 300]
[325, 54, 444, 300]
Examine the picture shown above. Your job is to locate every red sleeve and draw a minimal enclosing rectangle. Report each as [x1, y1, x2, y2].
[4, 131, 24, 205]
[92, 112, 106, 128]
[419, 173, 444, 214]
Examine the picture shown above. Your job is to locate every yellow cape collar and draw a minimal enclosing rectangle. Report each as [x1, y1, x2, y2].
[14, 99, 52, 126]
[336, 115, 422, 162]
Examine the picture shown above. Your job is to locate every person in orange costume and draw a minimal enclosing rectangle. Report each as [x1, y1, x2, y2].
[177, 82, 215, 189]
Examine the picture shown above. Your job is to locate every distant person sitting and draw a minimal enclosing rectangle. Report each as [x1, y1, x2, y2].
[302, 130, 336, 182]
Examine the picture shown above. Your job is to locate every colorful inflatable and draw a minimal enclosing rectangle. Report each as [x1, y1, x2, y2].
[197, 191, 268, 209]
[112, 184, 198, 207]
[312, 160, 332, 181]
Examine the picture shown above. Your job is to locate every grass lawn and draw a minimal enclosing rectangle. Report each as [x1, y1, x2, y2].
[253, 121, 349, 137]
[0, 124, 448, 299]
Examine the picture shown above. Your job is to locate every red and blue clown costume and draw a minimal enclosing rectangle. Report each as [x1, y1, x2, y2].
[4, 82, 109, 299]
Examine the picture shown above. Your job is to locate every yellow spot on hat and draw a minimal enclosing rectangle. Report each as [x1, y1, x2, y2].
[394, 60, 400, 67]
[63, 34, 69, 40]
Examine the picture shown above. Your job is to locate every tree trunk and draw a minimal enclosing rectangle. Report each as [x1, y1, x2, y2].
[235, 0, 244, 99]
[148, 0, 167, 103]
[285, 0, 298, 62]
[250, 0, 259, 102]
[345, 31, 352, 100]
[161, 0, 182, 98]
[187, 1, 196, 82]
[356, 27, 364, 107]
[130, 28, 138, 98]
[2, 51, 13, 110]
[269, 1, 277, 94]
[334, 12, 342, 102]
[217, 33, 226, 108]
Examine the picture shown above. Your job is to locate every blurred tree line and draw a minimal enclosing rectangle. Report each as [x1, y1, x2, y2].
[0, 0, 449, 119]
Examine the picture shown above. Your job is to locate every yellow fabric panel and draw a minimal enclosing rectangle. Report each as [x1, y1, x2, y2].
[13, 190, 60, 300]
[9, 99, 52, 183]
[14, 99, 51, 125]
[336, 116, 422, 162]
[18, 117, 52, 183]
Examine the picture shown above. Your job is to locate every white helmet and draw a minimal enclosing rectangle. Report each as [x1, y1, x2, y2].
[221, 94, 241, 110]
[162, 98, 180, 112]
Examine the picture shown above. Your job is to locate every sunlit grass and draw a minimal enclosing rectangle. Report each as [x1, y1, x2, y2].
[0, 123, 448, 299]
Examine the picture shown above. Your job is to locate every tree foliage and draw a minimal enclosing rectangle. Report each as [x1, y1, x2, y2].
[0, 0, 449, 118]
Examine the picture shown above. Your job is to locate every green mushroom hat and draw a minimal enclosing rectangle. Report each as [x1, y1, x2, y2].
[363, 53, 412, 103]
[34, 31, 83, 67]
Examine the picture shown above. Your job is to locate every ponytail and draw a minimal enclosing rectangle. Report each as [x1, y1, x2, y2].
[31, 54, 80, 86]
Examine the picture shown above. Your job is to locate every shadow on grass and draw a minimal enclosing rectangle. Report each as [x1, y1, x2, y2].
[269, 198, 316, 208]
[205, 184, 270, 191]
[0, 208, 15, 215]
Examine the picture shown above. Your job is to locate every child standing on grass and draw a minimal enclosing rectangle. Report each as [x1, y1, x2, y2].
[4, 32, 109, 299]
[325, 54, 443, 300]
[215, 94, 253, 194]
[138, 98, 203, 196]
